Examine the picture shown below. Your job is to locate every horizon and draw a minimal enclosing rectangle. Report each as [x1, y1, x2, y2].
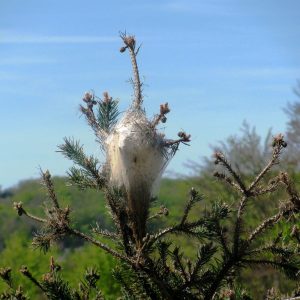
[1, 0, 300, 189]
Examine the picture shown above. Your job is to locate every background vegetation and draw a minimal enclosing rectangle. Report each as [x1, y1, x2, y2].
[1, 84, 299, 300]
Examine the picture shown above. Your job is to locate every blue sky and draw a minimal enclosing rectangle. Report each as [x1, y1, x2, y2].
[1, 0, 300, 189]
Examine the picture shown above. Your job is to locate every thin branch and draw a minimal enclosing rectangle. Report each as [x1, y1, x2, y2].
[214, 152, 248, 195]
[151, 103, 170, 128]
[148, 219, 207, 248]
[180, 188, 198, 225]
[165, 131, 191, 147]
[213, 171, 245, 194]
[13, 202, 46, 223]
[41, 170, 59, 209]
[233, 195, 247, 255]
[248, 136, 285, 192]
[231, 138, 287, 256]
[280, 172, 300, 209]
[120, 33, 143, 110]
[69, 228, 132, 265]
[92, 225, 120, 241]
[20, 265, 45, 292]
[172, 248, 189, 283]
[23, 211, 47, 224]
[247, 208, 290, 245]
[215, 222, 230, 256]
[241, 258, 299, 275]
[148, 206, 169, 221]
[204, 259, 234, 300]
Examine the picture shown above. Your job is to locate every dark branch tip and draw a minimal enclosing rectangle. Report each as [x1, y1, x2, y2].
[0, 267, 12, 281]
[19, 266, 30, 276]
[190, 187, 198, 198]
[177, 131, 191, 142]
[272, 133, 287, 148]
[160, 102, 170, 115]
[120, 46, 127, 53]
[13, 201, 24, 216]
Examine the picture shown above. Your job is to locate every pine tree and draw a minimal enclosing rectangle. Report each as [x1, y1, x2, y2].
[1, 34, 300, 300]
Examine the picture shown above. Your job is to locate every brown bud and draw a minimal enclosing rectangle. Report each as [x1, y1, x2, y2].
[123, 36, 136, 48]
[20, 266, 30, 276]
[177, 131, 191, 142]
[103, 91, 112, 104]
[13, 202, 24, 216]
[272, 133, 286, 148]
[213, 151, 223, 159]
[83, 92, 93, 102]
[160, 102, 170, 115]
[190, 187, 198, 198]
[120, 46, 127, 53]
[44, 170, 51, 180]
[0, 267, 11, 282]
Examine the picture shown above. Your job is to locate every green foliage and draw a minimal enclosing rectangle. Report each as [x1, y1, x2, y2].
[58, 138, 105, 190]
[1, 35, 300, 300]
[96, 93, 119, 132]
[1, 174, 300, 299]
[0, 233, 58, 298]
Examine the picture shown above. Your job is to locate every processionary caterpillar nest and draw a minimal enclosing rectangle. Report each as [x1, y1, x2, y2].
[82, 34, 190, 242]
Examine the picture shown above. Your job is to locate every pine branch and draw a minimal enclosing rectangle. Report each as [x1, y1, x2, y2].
[67, 166, 100, 190]
[180, 188, 203, 225]
[189, 243, 217, 285]
[213, 171, 245, 194]
[77, 268, 102, 299]
[246, 244, 295, 258]
[232, 136, 288, 257]
[250, 175, 281, 196]
[120, 33, 143, 110]
[214, 151, 248, 195]
[214, 221, 230, 256]
[241, 259, 300, 280]
[13, 201, 46, 223]
[164, 131, 191, 148]
[151, 102, 170, 128]
[0, 267, 13, 288]
[69, 228, 133, 265]
[80, 92, 100, 136]
[204, 258, 235, 300]
[58, 138, 97, 167]
[171, 247, 189, 283]
[20, 266, 45, 292]
[155, 240, 171, 272]
[248, 134, 286, 192]
[148, 219, 210, 248]
[41, 169, 60, 209]
[96, 92, 119, 133]
[41, 271, 73, 300]
[147, 205, 169, 221]
[58, 138, 105, 189]
[92, 224, 119, 241]
[279, 172, 300, 210]
[247, 204, 295, 245]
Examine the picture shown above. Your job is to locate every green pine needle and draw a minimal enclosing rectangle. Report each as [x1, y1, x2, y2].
[96, 98, 119, 133]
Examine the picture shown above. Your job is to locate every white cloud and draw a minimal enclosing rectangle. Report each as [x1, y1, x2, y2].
[0, 57, 57, 65]
[0, 32, 118, 44]
[207, 67, 300, 78]
[160, 0, 238, 16]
